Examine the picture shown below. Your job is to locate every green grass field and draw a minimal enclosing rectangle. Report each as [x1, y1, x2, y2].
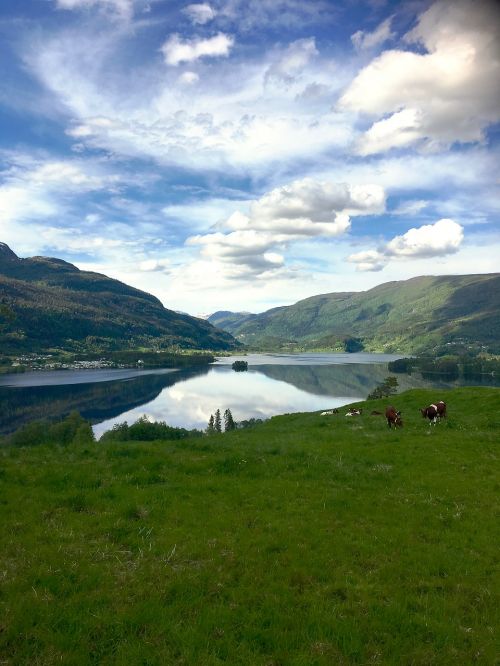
[1, 387, 499, 665]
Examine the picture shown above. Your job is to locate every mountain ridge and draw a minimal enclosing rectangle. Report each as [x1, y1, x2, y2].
[207, 273, 500, 354]
[0, 244, 238, 353]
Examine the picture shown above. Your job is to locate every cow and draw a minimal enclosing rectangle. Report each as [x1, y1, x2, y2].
[385, 406, 403, 428]
[345, 408, 363, 417]
[436, 401, 447, 419]
[421, 404, 438, 425]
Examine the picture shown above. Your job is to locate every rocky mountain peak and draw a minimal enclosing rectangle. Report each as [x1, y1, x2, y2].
[0, 243, 20, 262]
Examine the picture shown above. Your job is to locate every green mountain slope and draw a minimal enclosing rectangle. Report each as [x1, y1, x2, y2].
[208, 274, 500, 353]
[0, 243, 238, 353]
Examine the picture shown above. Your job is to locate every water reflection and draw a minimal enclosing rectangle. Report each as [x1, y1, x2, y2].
[93, 366, 358, 438]
[0, 353, 497, 438]
[0, 366, 209, 436]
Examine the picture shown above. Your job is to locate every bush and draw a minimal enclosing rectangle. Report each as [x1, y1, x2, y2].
[7, 411, 95, 447]
[232, 360, 248, 371]
[100, 416, 202, 442]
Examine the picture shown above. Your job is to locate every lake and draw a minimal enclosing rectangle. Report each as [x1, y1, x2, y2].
[0, 353, 497, 438]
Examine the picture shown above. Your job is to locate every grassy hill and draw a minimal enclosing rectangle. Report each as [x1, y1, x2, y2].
[0, 386, 498, 664]
[0, 243, 238, 353]
[208, 274, 500, 354]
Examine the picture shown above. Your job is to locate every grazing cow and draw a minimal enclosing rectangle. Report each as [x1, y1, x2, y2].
[436, 401, 447, 419]
[385, 406, 403, 428]
[421, 404, 439, 425]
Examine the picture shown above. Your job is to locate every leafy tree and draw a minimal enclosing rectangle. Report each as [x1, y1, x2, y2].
[214, 409, 222, 433]
[343, 337, 364, 353]
[73, 422, 96, 446]
[224, 409, 236, 432]
[367, 376, 399, 400]
[232, 360, 248, 371]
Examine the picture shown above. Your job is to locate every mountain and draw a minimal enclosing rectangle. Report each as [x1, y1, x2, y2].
[207, 274, 500, 354]
[0, 244, 238, 353]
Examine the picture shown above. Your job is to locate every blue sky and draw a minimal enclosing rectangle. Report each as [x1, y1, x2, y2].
[0, 0, 498, 314]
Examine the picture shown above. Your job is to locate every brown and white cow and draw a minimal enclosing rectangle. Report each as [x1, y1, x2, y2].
[435, 401, 447, 419]
[421, 401, 447, 424]
[421, 404, 438, 424]
[385, 406, 403, 428]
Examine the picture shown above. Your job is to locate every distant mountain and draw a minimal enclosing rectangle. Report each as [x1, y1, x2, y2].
[207, 274, 500, 354]
[0, 243, 238, 353]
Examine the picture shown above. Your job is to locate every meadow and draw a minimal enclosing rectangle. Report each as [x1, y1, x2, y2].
[0, 387, 499, 665]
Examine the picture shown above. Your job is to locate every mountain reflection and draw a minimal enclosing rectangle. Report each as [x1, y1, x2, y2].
[0, 366, 210, 435]
[1, 358, 497, 438]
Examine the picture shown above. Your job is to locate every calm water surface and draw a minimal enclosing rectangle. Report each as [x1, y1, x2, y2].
[0, 353, 497, 437]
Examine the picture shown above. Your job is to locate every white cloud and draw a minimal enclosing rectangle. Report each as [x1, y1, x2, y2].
[346, 250, 386, 272]
[391, 200, 428, 216]
[160, 33, 234, 66]
[385, 218, 464, 258]
[348, 218, 464, 271]
[139, 258, 171, 272]
[0, 154, 126, 257]
[182, 3, 216, 25]
[178, 71, 200, 85]
[340, 0, 500, 154]
[351, 17, 394, 51]
[54, 0, 135, 19]
[186, 178, 385, 279]
[265, 38, 318, 83]
[243, 179, 385, 236]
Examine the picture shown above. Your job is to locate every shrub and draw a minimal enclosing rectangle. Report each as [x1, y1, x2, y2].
[100, 416, 202, 442]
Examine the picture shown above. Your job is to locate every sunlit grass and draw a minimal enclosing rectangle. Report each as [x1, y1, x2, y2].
[0, 387, 499, 664]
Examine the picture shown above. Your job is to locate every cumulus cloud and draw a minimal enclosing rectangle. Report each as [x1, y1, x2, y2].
[340, 0, 500, 154]
[351, 17, 394, 51]
[385, 218, 464, 258]
[182, 3, 216, 25]
[346, 250, 386, 272]
[187, 178, 385, 279]
[160, 33, 234, 66]
[348, 218, 464, 271]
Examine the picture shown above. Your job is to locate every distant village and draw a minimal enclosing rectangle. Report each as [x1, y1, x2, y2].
[12, 355, 135, 371]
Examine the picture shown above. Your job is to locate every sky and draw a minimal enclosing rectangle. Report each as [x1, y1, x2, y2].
[0, 0, 499, 315]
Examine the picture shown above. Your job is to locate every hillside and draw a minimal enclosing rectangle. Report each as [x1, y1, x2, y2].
[0, 387, 498, 664]
[0, 243, 238, 353]
[208, 274, 500, 354]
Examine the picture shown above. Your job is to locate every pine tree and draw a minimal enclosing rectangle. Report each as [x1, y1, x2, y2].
[207, 414, 215, 434]
[224, 408, 236, 432]
[214, 409, 222, 433]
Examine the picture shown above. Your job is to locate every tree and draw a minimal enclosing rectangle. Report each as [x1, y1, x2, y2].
[0, 303, 15, 333]
[73, 422, 96, 446]
[207, 414, 215, 434]
[224, 409, 236, 432]
[343, 337, 364, 353]
[367, 376, 399, 400]
[214, 409, 222, 433]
